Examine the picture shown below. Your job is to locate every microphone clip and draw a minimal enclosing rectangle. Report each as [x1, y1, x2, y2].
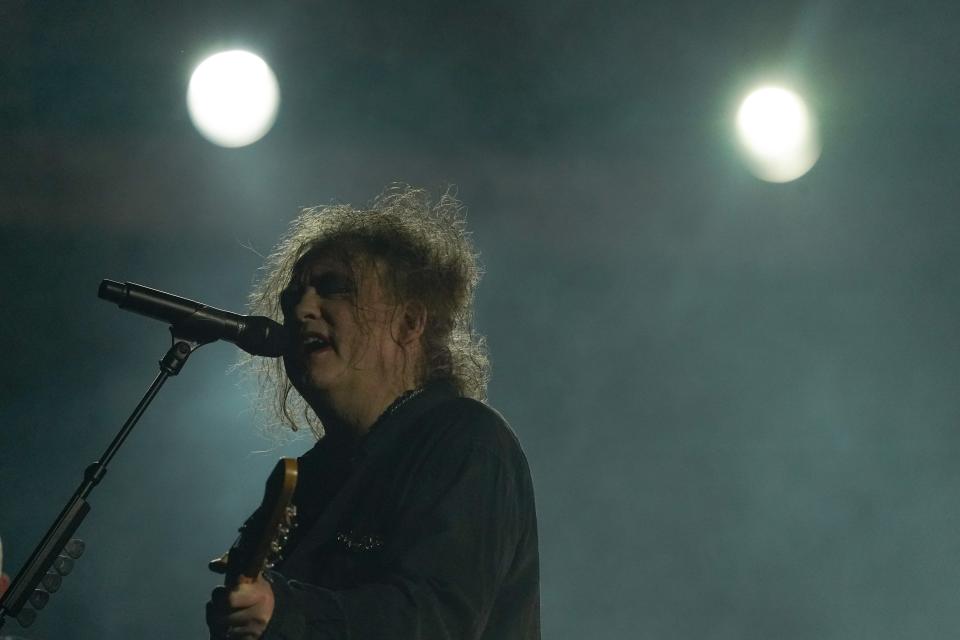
[160, 328, 213, 376]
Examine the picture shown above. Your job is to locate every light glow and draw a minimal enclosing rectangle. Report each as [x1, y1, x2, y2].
[187, 50, 280, 148]
[736, 86, 820, 183]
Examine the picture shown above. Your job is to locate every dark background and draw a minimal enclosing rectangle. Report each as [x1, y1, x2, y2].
[2, 1, 960, 638]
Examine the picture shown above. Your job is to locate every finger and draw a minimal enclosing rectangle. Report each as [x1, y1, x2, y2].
[225, 607, 253, 625]
[224, 624, 262, 640]
[225, 607, 269, 629]
[227, 584, 259, 609]
[227, 580, 271, 609]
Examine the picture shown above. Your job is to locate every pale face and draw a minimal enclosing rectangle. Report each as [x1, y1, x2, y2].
[281, 255, 416, 425]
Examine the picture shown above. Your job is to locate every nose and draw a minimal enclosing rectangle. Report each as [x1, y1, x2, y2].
[292, 286, 322, 323]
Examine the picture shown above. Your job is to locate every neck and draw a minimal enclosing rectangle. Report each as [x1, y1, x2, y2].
[309, 375, 418, 439]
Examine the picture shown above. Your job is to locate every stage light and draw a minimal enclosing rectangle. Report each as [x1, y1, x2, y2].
[736, 86, 820, 183]
[187, 50, 280, 148]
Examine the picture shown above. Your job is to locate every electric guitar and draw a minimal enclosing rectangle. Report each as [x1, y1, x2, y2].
[209, 458, 299, 586]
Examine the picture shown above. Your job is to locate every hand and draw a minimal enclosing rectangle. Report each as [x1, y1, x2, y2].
[206, 574, 275, 639]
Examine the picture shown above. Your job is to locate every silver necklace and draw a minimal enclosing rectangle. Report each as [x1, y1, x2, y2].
[383, 388, 424, 418]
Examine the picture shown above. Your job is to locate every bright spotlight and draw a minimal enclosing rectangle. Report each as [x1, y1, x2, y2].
[187, 50, 280, 148]
[735, 86, 820, 183]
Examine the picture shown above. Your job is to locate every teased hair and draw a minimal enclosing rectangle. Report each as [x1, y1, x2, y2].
[243, 184, 489, 438]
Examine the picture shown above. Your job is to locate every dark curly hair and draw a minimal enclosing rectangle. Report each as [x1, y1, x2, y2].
[243, 184, 489, 438]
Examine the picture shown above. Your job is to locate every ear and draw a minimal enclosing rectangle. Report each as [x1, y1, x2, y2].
[396, 302, 427, 346]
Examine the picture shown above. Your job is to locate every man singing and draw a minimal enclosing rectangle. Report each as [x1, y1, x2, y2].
[206, 185, 540, 639]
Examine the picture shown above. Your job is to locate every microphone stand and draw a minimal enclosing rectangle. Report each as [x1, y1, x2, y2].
[0, 324, 217, 631]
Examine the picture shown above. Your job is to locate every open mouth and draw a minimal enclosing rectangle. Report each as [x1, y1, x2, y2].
[302, 334, 332, 353]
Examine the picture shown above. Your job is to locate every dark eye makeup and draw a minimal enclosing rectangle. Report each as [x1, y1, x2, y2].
[309, 272, 354, 296]
[280, 271, 355, 318]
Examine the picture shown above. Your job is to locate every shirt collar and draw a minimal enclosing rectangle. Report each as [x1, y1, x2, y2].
[357, 380, 459, 458]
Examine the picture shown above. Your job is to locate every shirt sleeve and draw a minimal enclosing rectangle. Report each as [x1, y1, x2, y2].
[262, 418, 530, 640]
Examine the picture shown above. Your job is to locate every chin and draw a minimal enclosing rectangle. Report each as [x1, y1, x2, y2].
[303, 369, 343, 397]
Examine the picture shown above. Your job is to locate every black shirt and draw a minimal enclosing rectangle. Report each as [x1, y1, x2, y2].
[261, 382, 540, 640]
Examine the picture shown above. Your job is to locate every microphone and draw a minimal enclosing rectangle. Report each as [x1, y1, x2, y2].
[98, 280, 287, 357]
